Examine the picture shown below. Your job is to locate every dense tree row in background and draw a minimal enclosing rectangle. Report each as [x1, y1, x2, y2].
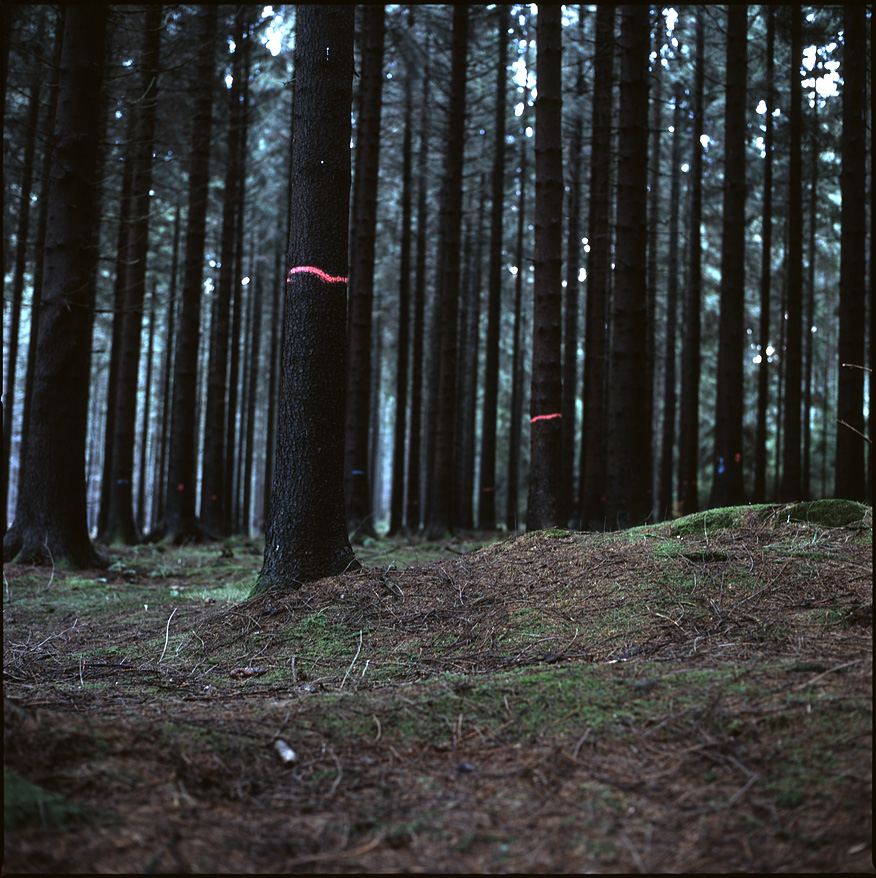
[2, 4, 872, 565]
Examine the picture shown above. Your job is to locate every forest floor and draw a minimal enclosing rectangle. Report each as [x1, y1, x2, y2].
[2, 500, 872, 873]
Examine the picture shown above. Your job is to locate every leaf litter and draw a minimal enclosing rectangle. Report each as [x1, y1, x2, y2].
[3, 502, 872, 872]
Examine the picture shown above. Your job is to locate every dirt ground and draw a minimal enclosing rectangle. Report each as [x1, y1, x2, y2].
[3, 502, 873, 873]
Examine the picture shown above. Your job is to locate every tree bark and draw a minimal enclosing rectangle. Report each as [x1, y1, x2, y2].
[527, 3, 564, 532]
[606, 4, 650, 530]
[709, 5, 748, 508]
[255, 4, 358, 591]
[200, 7, 247, 536]
[4, 4, 108, 567]
[580, 4, 614, 529]
[780, 6, 803, 501]
[99, 4, 162, 545]
[425, 5, 468, 539]
[151, 7, 218, 544]
[834, 4, 867, 500]
[478, 6, 509, 530]
[754, 7, 775, 503]
[345, 5, 386, 540]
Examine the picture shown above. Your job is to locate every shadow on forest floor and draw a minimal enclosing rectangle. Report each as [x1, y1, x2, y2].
[3, 501, 872, 873]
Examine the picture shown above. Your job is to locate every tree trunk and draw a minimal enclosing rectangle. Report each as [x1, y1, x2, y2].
[405, 43, 431, 533]
[4, 5, 108, 567]
[527, 2, 564, 532]
[834, 4, 867, 500]
[255, 4, 358, 591]
[425, 5, 468, 539]
[561, 5, 585, 527]
[387, 52, 414, 537]
[580, 4, 614, 529]
[780, 6, 803, 501]
[99, 4, 162, 545]
[345, 5, 386, 540]
[754, 7, 775, 503]
[677, 8, 704, 517]
[2, 21, 42, 524]
[709, 5, 748, 508]
[152, 7, 218, 544]
[606, 4, 650, 530]
[200, 7, 247, 536]
[478, 6, 509, 530]
[657, 85, 684, 520]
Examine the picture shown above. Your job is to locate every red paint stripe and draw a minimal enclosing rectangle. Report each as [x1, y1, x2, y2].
[288, 266, 347, 284]
[530, 413, 562, 423]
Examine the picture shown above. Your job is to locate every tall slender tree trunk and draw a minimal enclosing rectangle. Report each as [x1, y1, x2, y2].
[709, 5, 748, 508]
[256, 4, 358, 591]
[4, 5, 108, 567]
[834, 4, 867, 500]
[606, 4, 650, 530]
[425, 5, 468, 539]
[657, 85, 684, 520]
[405, 46, 431, 533]
[580, 4, 614, 529]
[754, 7, 775, 503]
[345, 5, 386, 540]
[152, 7, 218, 544]
[99, 5, 162, 545]
[561, 5, 585, 527]
[137, 286, 156, 532]
[2, 24, 42, 524]
[780, 6, 804, 501]
[527, 3, 564, 532]
[242, 267, 263, 535]
[479, 6, 509, 530]
[201, 8, 247, 536]
[677, 8, 704, 516]
[388, 58, 414, 537]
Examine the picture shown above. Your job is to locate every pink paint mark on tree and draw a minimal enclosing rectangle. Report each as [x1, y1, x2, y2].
[288, 266, 347, 284]
[530, 413, 562, 423]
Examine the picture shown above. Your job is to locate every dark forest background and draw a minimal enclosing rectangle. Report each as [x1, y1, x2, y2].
[2, 4, 872, 548]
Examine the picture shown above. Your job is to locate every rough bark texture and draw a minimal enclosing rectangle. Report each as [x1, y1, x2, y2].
[709, 5, 748, 508]
[345, 5, 386, 541]
[527, 3, 564, 533]
[3, 5, 108, 567]
[780, 6, 803, 501]
[478, 7, 509, 531]
[657, 86, 683, 520]
[580, 4, 613, 530]
[754, 8, 775, 503]
[388, 54, 413, 537]
[255, 4, 358, 592]
[425, 5, 468, 539]
[834, 4, 867, 500]
[606, 4, 650, 530]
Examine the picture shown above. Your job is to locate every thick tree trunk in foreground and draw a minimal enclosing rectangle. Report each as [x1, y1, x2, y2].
[4, 5, 108, 567]
[527, 3, 564, 532]
[255, 5, 358, 592]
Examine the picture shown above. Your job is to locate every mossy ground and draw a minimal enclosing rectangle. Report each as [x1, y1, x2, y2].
[3, 502, 872, 872]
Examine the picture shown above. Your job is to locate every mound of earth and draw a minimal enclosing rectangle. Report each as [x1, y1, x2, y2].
[3, 502, 872, 872]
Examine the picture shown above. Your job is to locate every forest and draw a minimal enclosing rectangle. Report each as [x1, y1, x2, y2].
[2, 4, 873, 568]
